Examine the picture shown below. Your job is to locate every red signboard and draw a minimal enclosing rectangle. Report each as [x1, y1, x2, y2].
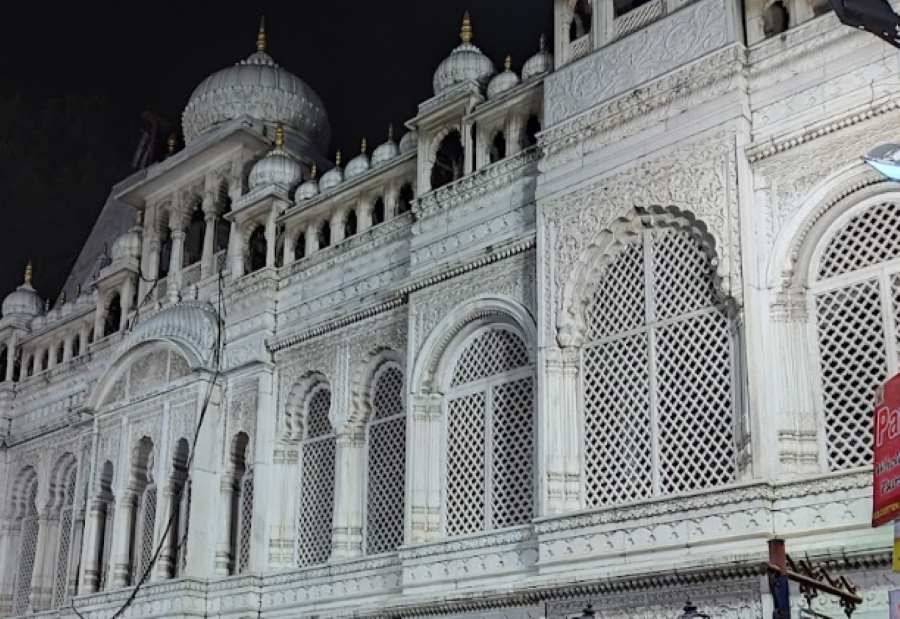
[873, 374, 900, 527]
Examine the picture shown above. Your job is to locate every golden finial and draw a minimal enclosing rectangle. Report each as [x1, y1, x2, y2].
[310, 162, 317, 179]
[256, 16, 267, 53]
[388, 124, 394, 141]
[460, 11, 473, 44]
[504, 55, 512, 71]
[24, 261, 32, 285]
[335, 150, 342, 167]
[360, 138, 367, 154]
[539, 33, 547, 51]
[274, 123, 285, 148]
[166, 133, 177, 156]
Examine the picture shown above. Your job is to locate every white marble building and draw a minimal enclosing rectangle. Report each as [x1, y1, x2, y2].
[0, 1, 896, 616]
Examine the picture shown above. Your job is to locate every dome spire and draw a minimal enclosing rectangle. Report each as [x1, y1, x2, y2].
[24, 261, 32, 285]
[388, 124, 394, 141]
[274, 123, 285, 148]
[504, 54, 512, 71]
[310, 162, 317, 179]
[539, 33, 547, 51]
[256, 16, 267, 53]
[360, 138, 367, 154]
[460, 11, 473, 44]
[335, 150, 342, 167]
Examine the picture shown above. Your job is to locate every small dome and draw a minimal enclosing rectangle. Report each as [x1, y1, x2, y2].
[2, 263, 42, 319]
[487, 56, 520, 99]
[319, 152, 344, 191]
[295, 164, 320, 201]
[111, 224, 142, 261]
[182, 20, 331, 152]
[249, 125, 303, 190]
[522, 35, 553, 80]
[399, 129, 418, 154]
[345, 139, 371, 179]
[433, 13, 495, 95]
[371, 127, 399, 166]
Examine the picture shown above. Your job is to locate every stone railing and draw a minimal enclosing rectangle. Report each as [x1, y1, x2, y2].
[614, 0, 667, 39]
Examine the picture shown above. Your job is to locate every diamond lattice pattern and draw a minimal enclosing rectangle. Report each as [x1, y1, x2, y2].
[237, 472, 253, 574]
[815, 279, 887, 469]
[818, 202, 900, 280]
[366, 367, 406, 555]
[297, 387, 335, 567]
[13, 483, 39, 617]
[451, 328, 530, 387]
[53, 470, 77, 607]
[446, 328, 534, 536]
[134, 486, 157, 583]
[582, 228, 736, 507]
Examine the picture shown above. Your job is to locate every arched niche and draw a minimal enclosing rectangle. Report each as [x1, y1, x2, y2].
[90, 341, 195, 410]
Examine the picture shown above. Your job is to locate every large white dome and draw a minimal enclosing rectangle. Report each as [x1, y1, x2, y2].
[432, 13, 495, 95]
[182, 23, 331, 152]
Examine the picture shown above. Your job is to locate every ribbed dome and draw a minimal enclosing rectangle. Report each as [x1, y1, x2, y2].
[249, 125, 303, 190]
[2, 264, 42, 319]
[345, 139, 371, 179]
[522, 35, 553, 80]
[433, 13, 495, 95]
[295, 164, 320, 201]
[399, 130, 418, 154]
[319, 152, 345, 191]
[487, 56, 520, 99]
[111, 225, 142, 261]
[371, 127, 399, 167]
[182, 21, 331, 152]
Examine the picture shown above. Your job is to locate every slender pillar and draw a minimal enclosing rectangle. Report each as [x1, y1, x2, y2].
[79, 499, 105, 594]
[110, 490, 136, 588]
[78, 328, 89, 355]
[357, 199, 372, 234]
[29, 512, 53, 610]
[119, 278, 134, 332]
[200, 192, 218, 279]
[229, 223, 243, 281]
[306, 223, 319, 256]
[152, 483, 176, 581]
[331, 429, 365, 559]
[167, 228, 185, 304]
[284, 230, 296, 266]
[330, 210, 346, 245]
[6, 334, 18, 382]
[213, 476, 236, 577]
[265, 211, 277, 269]
[0, 518, 18, 613]
[408, 394, 443, 544]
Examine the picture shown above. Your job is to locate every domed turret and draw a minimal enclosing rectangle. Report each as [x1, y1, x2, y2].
[345, 139, 371, 179]
[487, 55, 520, 99]
[319, 151, 344, 191]
[111, 214, 143, 261]
[433, 13, 496, 95]
[295, 163, 320, 201]
[182, 19, 331, 152]
[399, 129, 418, 154]
[371, 126, 399, 167]
[249, 125, 303, 190]
[522, 34, 553, 80]
[2, 262, 43, 319]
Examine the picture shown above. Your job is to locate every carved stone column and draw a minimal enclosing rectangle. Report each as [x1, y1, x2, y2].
[110, 489, 136, 588]
[305, 223, 319, 256]
[29, 511, 54, 610]
[541, 346, 582, 515]
[283, 231, 296, 266]
[79, 499, 105, 594]
[0, 517, 18, 613]
[152, 483, 176, 581]
[119, 277, 134, 332]
[213, 475, 236, 577]
[330, 209, 346, 245]
[167, 227, 186, 304]
[62, 334, 73, 364]
[331, 428, 364, 559]
[770, 293, 821, 476]
[408, 393, 443, 544]
[4, 334, 16, 381]
[200, 192, 218, 279]
[356, 198, 372, 233]
[79, 327, 89, 355]
[229, 222, 243, 281]
[265, 210, 278, 269]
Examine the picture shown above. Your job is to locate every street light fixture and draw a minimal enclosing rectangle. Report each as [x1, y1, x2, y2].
[863, 143, 900, 180]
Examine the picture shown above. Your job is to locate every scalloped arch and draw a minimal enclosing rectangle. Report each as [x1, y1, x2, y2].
[283, 371, 330, 442]
[349, 349, 404, 428]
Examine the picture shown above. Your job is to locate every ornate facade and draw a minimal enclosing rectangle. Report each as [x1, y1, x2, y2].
[0, 1, 896, 617]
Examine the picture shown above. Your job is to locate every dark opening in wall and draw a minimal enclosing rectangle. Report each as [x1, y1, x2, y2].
[184, 202, 205, 266]
[215, 181, 232, 254]
[318, 220, 331, 249]
[570, 0, 593, 41]
[489, 131, 507, 163]
[0, 346, 7, 380]
[72, 336, 80, 359]
[158, 226, 172, 279]
[523, 115, 541, 149]
[371, 197, 385, 226]
[103, 294, 121, 337]
[56, 342, 64, 365]
[430, 130, 464, 190]
[763, 0, 789, 37]
[614, 0, 652, 17]
[295, 231, 306, 260]
[274, 224, 285, 268]
[344, 210, 358, 238]
[248, 226, 267, 273]
[397, 183, 414, 214]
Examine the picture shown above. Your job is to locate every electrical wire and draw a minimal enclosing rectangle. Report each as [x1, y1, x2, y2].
[71, 268, 227, 619]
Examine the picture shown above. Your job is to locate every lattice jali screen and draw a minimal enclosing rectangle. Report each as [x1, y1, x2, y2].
[133, 485, 157, 583]
[812, 202, 900, 471]
[446, 327, 534, 536]
[237, 472, 253, 573]
[53, 470, 78, 607]
[366, 366, 406, 555]
[13, 483, 39, 617]
[818, 202, 900, 279]
[581, 228, 736, 507]
[297, 387, 336, 567]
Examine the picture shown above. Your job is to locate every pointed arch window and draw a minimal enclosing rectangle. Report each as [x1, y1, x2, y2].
[52, 467, 78, 607]
[430, 130, 464, 190]
[95, 461, 115, 591]
[227, 432, 253, 575]
[165, 439, 191, 578]
[296, 385, 336, 567]
[365, 364, 406, 554]
[581, 227, 737, 506]
[445, 326, 534, 536]
[811, 200, 900, 470]
[127, 438, 156, 586]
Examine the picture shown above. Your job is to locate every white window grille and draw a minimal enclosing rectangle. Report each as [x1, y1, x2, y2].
[13, 482, 39, 617]
[812, 202, 900, 470]
[99, 500, 115, 590]
[52, 469, 78, 607]
[296, 387, 336, 567]
[582, 228, 736, 507]
[132, 484, 157, 584]
[445, 327, 534, 536]
[237, 471, 253, 574]
[365, 366, 406, 555]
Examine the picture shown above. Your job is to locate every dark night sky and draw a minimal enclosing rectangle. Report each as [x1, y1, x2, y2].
[0, 1, 551, 306]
